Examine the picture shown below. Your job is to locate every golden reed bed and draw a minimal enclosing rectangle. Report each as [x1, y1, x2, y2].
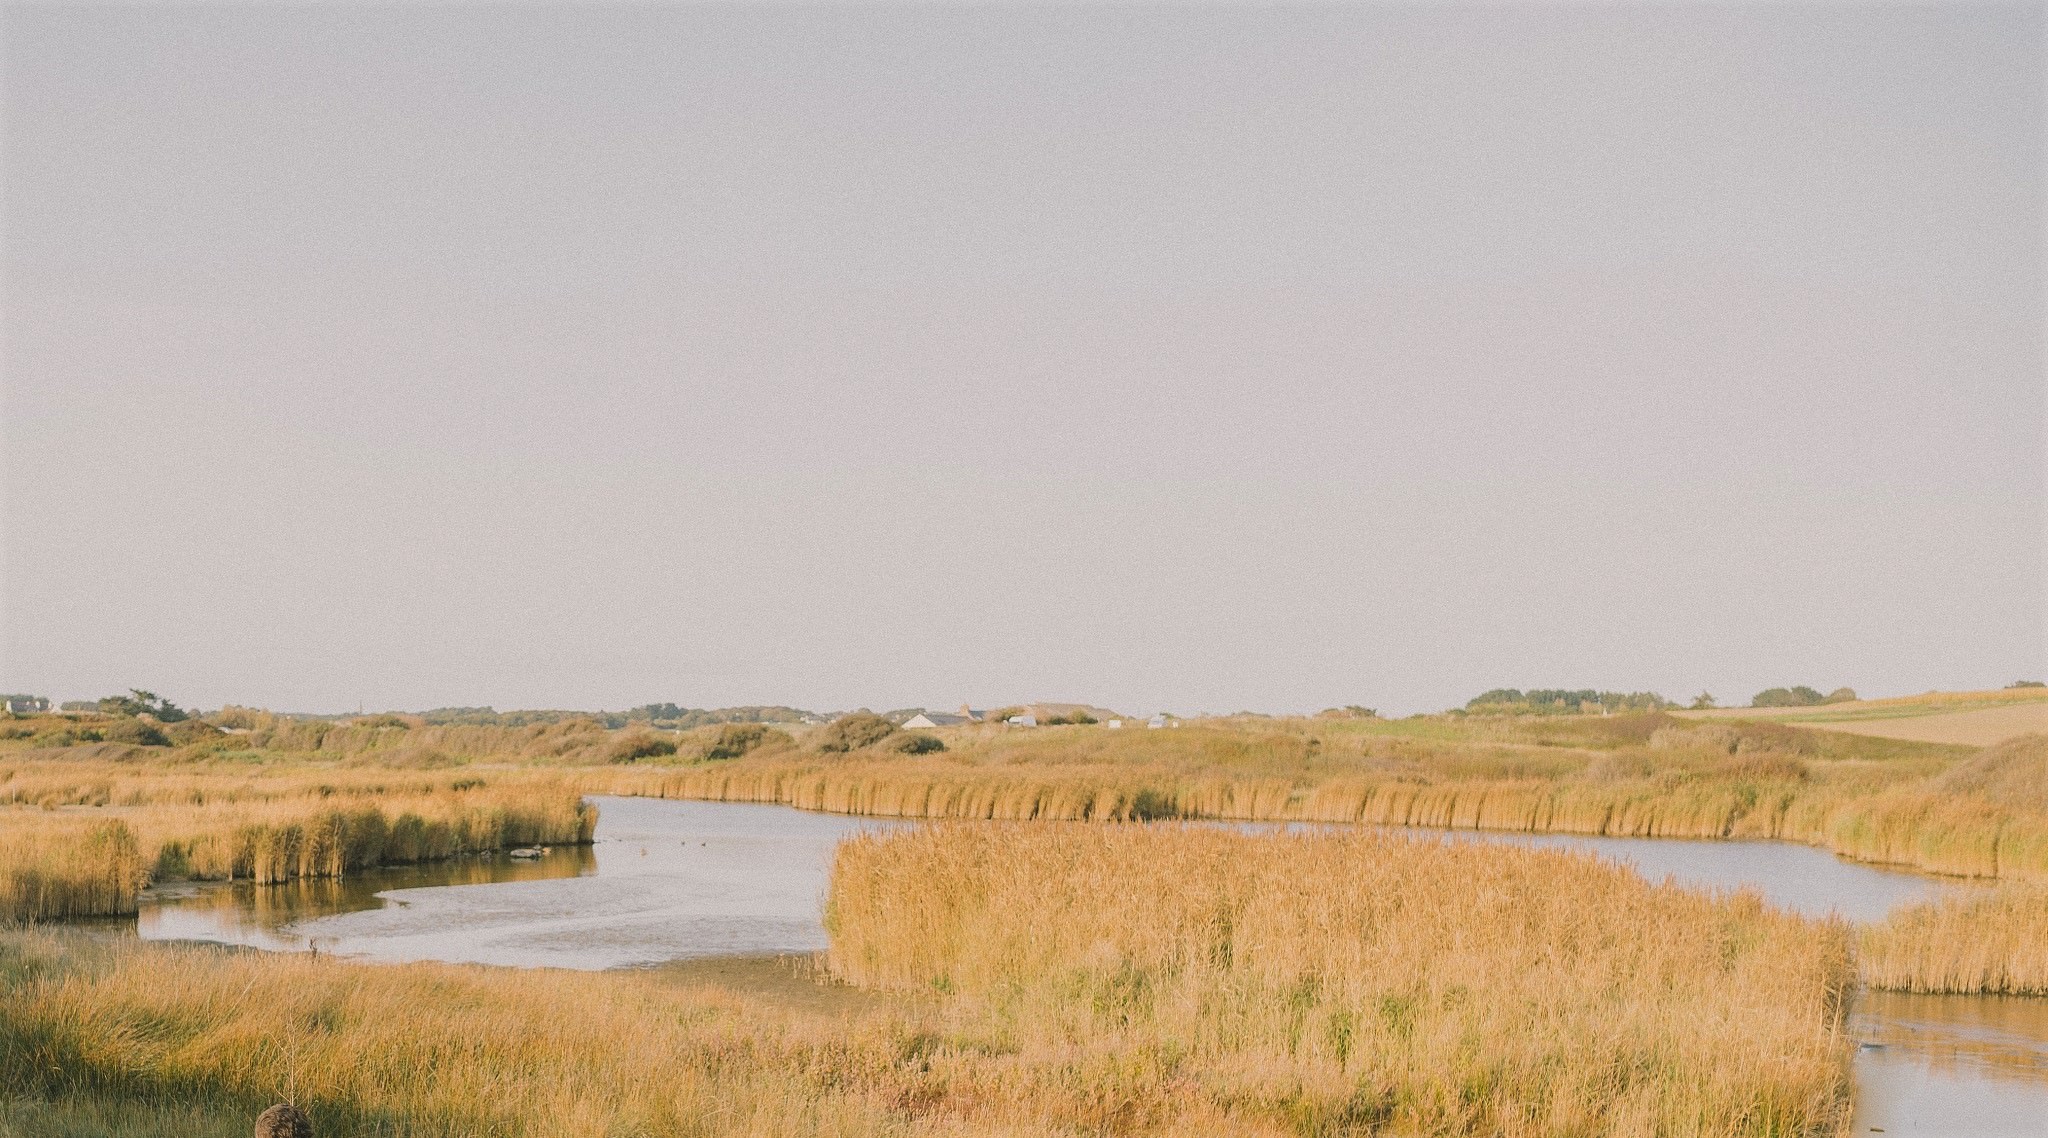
[829, 825, 1856, 1138]
[1860, 884, 2048, 996]
[591, 732, 2048, 884]
[1, 780, 592, 921]
[3, 823, 1858, 1138]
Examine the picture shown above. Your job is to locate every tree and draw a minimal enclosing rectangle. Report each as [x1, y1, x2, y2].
[1689, 693, 1717, 710]
[1822, 688, 1858, 704]
[98, 689, 188, 722]
[1751, 686, 1826, 709]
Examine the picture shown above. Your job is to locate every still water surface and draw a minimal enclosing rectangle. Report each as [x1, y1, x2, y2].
[141, 798, 901, 968]
[137, 796, 2048, 1135]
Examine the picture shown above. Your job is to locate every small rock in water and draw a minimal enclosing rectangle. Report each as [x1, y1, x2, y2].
[508, 847, 543, 859]
[255, 1103, 312, 1138]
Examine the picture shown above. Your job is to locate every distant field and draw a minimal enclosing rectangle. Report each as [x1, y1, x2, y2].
[1675, 689, 2048, 746]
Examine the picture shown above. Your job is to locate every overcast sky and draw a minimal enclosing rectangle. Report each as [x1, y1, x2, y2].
[2, 1, 2041, 716]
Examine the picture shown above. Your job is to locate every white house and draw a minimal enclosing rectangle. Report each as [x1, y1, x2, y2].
[1147, 715, 1167, 729]
[1007, 714, 1038, 727]
[1105, 719, 1123, 729]
[902, 712, 971, 729]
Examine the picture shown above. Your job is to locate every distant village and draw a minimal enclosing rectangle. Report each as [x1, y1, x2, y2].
[898, 704, 1175, 731]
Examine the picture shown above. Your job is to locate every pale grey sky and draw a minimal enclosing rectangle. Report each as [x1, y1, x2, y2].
[2, 1, 2041, 716]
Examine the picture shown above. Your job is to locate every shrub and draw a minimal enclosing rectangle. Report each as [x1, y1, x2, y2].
[889, 732, 945, 755]
[701, 723, 791, 761]
[1822, 688, 1858, 704]
[607, 732, 678, 764]
[813, 713, 898, 753]
[99, 719, 170, 747]
[161, 720, 226, 746]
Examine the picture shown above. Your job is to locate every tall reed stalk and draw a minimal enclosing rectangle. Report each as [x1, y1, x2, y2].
[1860, 884, 2048, 995]
[828, 824, 1857, 1138]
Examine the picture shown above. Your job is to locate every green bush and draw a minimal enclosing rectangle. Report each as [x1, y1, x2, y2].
[99, 718, 170, 747]
[701, 723, 791, 761]
[815, 713, 898, 753]
[607, 732, 679, 764]
[890, 732, 945, 755]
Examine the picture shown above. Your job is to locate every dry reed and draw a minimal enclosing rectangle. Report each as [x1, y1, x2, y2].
[1859, 883, 2048, 995]
[828, 824, 1857, 1138]
[0, 779, 593, 920]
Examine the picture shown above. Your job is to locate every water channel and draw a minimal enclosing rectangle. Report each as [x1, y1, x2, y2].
[135, 795, 2048, 1136]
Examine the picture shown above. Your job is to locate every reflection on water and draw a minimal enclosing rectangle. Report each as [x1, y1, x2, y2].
[1852, 991, 2048, 1136]
[135, 796, 2047, 1126]
[1391, 828, 1963, 923]
[140, 846, 597, 953]
[138, 797, 902, 969]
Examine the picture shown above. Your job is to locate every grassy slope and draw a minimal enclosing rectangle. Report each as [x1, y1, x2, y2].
[1674, 688, 2048, 745]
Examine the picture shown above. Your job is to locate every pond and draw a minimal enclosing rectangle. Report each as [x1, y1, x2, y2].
[135, 795, 2048, 1136]
[141, 797, 902, 969]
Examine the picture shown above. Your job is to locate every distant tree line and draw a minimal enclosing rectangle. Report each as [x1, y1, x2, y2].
[1462, 689, 1673, 715]
[624, 704, 814, 729]
[1749, 687, 1856, 708]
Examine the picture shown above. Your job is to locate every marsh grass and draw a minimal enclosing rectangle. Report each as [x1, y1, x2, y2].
[827, 824, 1857, 1138]
[0, 929, 918, 1138]
[591, 727, 2047, 882]
[5, 718, 2042, 931]
[0, 821, 140, 921]
[1860, 883, 2048, 996]
[0, 779, 593, 920]
[1, 821, 1859, 1138]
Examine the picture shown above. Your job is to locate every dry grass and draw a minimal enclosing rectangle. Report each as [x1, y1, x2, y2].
[591, 726, 2048, 883]
[1675, 688, 2048, 746]
[1, 821, 1859, 1138]
[0, 777, 593, 921]
[828, 825, 1857, 1138]
[1859, 883, 2048, 996]
[0, 821, 141, 921]
[0, 929, 918, 1138]
[6, 715, 2043, 931]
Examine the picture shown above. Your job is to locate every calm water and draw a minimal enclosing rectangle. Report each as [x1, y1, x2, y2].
[135, 796, 2047, 1134]
[140, 798, 904, 968]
